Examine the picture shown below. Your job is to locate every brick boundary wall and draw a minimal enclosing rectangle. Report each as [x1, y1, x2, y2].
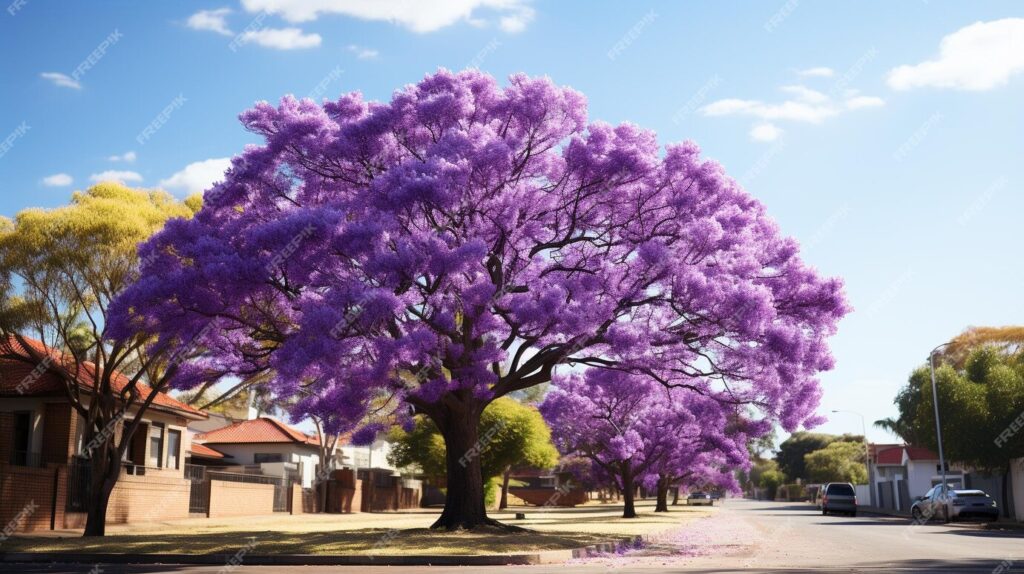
[0, 465, 59, 533]
[207, 480, 276, 518]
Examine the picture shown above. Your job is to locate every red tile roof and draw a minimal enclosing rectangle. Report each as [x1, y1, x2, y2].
[875, 447, 904, 465]
[194, 417, 320, 446]
[0, 335, 206, 419]
[188, 443, 229, 459]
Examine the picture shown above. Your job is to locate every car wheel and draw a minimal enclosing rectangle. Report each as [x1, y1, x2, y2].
[912, 507, 924, 522]
[850, 511, 857, 517]
[990, 515, 999, 523]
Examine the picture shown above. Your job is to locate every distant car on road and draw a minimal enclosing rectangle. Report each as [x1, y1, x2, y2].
[911, 485, 999, 523]
[687, 492, 714, 506]
[821, 482, 858, 516]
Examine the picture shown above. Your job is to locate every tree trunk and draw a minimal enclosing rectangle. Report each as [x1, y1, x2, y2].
[83, 455, 120, 537]
[430, 403, 500, 530]
[672, 486, 680, 506]
[499, 466, 512, 510]
[655, 476, 670, 512]
[621, 465, 637, 519]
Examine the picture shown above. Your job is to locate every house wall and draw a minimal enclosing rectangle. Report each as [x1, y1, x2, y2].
[207, 480, 276, 518]
[340, 438, 396, 471]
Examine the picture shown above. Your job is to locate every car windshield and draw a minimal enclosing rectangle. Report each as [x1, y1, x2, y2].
[827, 484, 855, 496]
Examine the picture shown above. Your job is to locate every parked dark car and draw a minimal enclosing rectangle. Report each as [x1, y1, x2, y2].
[821, 482, 857, 516]
[687, 492, 714, 506]
[911, 485, 999, 523]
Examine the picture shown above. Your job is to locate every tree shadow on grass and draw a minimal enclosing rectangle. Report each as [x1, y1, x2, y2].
[3, 527, 611, 557]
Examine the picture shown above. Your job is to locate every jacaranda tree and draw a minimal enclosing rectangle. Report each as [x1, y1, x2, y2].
[541, 370, 751, 517]
[110, 69, 848, 530]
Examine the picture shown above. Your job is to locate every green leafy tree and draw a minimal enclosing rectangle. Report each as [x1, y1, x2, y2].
[804, 441, 867, 484]
[389, 397, 558, 509]
[893, 340, 1024, 516]
[775, 432, 862, 482]
[0, 184, 199, 536]
[759, 469, 785, 500]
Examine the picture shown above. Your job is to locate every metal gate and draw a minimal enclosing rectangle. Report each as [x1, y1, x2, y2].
[184, 464, 210, 514]
[66, 457, 92, 511]
[273, 479, 291, 512]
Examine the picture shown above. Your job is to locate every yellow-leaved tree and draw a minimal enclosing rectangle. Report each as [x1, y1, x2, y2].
[0, 183, 201, 536]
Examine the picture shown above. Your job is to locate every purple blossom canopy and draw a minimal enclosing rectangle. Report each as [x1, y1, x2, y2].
[540, 369, 752, 492]
[110, 69, 849, 435]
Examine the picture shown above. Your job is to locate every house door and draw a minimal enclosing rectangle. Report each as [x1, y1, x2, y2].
[11, 412, 31, 465]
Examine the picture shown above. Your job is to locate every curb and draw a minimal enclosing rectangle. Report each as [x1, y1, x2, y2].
[0, 535, 644, 567]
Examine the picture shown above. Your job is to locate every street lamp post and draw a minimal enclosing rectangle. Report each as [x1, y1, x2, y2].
[929, 343, 951, 499]
[831, 409, 870, 485]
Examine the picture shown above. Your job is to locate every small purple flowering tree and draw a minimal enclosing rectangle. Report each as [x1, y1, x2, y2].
[541, 369, 752, 518]
[110, 70, 847, 530]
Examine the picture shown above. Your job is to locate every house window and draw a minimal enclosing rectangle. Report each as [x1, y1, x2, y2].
[166, 429, 181, 470]
[149, 423, 164, 468]
[254, 453, 283, 463]
[12, 412, 31, 465]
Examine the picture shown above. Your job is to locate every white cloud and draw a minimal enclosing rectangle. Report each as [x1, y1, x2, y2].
[780, 85, 828, 104]
[41, 173, 73, 187]
[888, 18, 1024, 91]
[701, 96, 838, 123]
[797, 66, 835, 78]
[107, 151, 137, 162]
[750, 123, 783, 142]
[187, 8, 234, 36]
[159, 158, 232, 195]
[702, 80, 884, 143]
[239, 27, 322, 49]
[845, 95, 885, 110]
[40, 72, 81, 90]
[347, 44, 379, 59]
[239, 0, 535, 33]
[89, 170, 143, 184]
[499, 6, 534, 33]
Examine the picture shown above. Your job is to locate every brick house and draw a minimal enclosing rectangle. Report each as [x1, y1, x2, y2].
[0, 335, 207, 532]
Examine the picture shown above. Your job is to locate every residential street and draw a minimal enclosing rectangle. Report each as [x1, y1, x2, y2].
[5, 499, 1021, 573]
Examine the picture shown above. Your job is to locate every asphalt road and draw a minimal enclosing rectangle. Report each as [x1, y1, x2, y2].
[4, 499, 1022, 573]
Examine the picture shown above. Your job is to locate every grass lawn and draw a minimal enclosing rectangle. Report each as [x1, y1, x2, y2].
[1, 500, 715, 556]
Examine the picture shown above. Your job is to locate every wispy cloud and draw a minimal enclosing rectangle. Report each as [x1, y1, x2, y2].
[239, 0, 535, 33]
[187, 8, 234, 36]
[347, 44, 378, 60]
[701, 72, 884, 143]
[41, 173, 73, 187]
[159, 157, 231, 195]
[750, 123, 783, 142]
[888, 18, 1024, 91]
[797, 67, 834, 78]
[90, 170, 142, 184]
[40, 72, 81, 90]
[239, 27, 321, 50]
[107, 151, 137, 162]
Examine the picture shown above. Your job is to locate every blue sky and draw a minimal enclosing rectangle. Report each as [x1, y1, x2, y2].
[2, 1, 1022, 444]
